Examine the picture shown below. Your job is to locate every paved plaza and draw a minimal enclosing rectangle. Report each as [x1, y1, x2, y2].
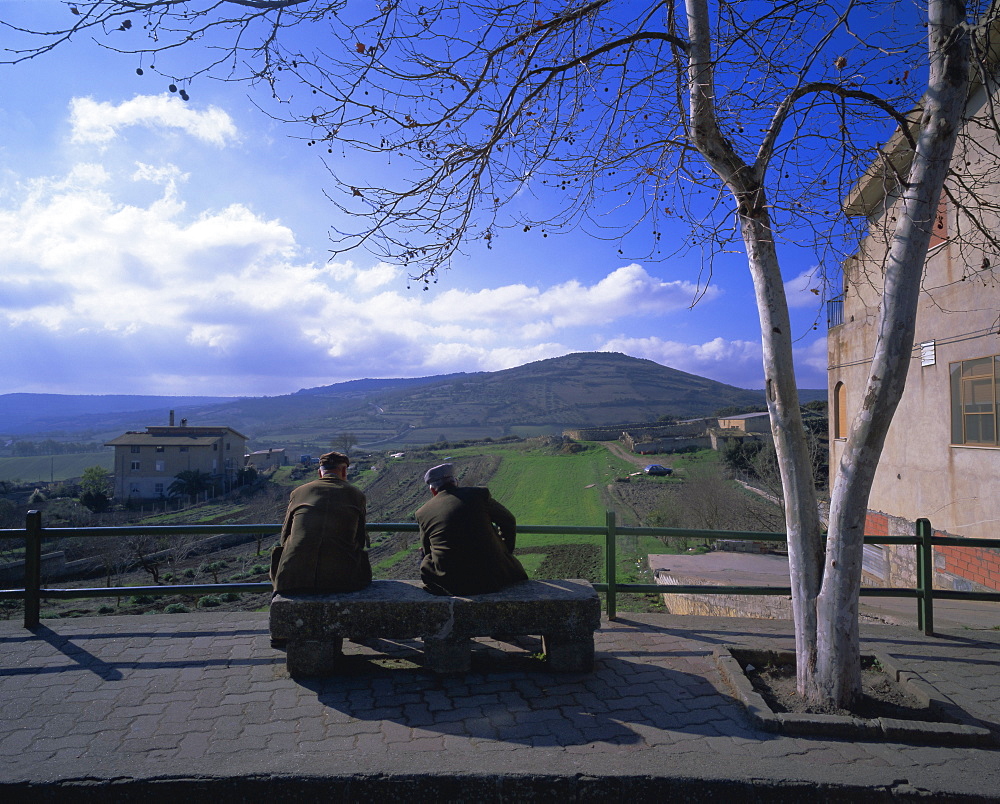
[1, 610, 999, 801]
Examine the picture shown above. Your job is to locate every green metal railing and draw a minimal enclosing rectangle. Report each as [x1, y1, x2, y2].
[2, 511, 999, 635]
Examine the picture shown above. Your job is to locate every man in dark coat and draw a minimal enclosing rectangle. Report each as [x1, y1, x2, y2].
[415, 463, 528, 596]
[270, 451, 371, 595]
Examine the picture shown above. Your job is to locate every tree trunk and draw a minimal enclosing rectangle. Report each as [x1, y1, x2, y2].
[816, 0, 969, 707]
[685, 0, 823, 698]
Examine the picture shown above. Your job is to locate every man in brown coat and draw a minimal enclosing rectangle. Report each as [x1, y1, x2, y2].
[270, 451, 371, 596]
[415, 463, 528, 596]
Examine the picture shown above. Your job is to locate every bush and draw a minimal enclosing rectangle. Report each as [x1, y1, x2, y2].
[182, 568, 197, 578]
[165, 603, 190, 614]
[97, 605, 115, 614]
[197, 595, 222, 608]
[162, 573, 175, 583]
[220, 591, 240, 602]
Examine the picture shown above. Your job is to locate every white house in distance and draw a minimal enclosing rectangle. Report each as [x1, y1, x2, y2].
[105, 417, 248, 501]
[245, 448, 288, 471]
[828, 54, 1000, 593]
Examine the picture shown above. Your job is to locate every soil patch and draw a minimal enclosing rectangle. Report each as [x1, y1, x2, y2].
[519, 543, 603, 583]
[745, 655, 951, 721]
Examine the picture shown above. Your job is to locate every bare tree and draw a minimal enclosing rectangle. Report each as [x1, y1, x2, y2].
[5, 0, 998, 708]
[333, 432, 360, 456]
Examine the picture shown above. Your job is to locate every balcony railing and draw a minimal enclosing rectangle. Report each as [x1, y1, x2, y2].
[2, 511, 998, 636]
[827, 296, 844, 327]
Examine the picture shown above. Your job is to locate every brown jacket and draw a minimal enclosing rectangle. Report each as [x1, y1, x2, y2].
[270, 475, 371, 594]
[415, 486, 528, 595]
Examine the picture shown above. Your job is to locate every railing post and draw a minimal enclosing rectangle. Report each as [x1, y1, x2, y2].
[24, 510, 42, 629]
[916, 518, 934, 636]
[605, 510, 617, 621]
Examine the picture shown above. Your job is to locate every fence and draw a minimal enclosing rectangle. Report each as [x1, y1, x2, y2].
[2, 511, 999, 636]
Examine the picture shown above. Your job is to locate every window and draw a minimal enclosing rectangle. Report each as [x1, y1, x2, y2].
[155, 446, 165, 453]
[180, 446, 188, 453]
[834, 382, 848, 440]
[130, 445, 141, 454]
[213, 443, 218, 451]
[130, 461, 141, 470]
[155, 460, 165, 472]
[154, 483, 164, 495]
[951, 355, 1000, 446]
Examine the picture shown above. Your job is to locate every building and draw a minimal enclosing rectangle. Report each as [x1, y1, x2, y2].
[105, 421, 248, 501]
[716, 412, 771, 434]
[828, 60, 1000, 593]
[245, 448, 288, 471]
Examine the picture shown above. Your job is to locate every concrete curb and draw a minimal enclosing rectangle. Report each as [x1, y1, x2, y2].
[715, 646, 997, 746]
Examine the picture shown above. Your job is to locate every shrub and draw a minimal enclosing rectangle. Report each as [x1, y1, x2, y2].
[220, 592, 240, 602]
[165, 603, 190, 614]
[197, 595, 222, 608]
[182, 568, 196, 578]
[162, 573, 175, 583]
[97, 605, 115, 614]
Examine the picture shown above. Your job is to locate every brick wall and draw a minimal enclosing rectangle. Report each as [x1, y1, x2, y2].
[863, 510, 1000, 593]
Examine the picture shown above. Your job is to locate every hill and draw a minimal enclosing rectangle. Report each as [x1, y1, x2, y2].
[0, 393, 235, 436]
[0, 352, 825, 450]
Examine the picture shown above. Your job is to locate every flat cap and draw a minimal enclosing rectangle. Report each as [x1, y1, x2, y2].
[423, 463, 455, 487]
[319, 451, 350, 470]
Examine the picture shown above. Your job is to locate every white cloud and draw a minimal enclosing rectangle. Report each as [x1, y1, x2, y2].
[70, 95, 238, 146]
[784, 267, 825, 309]
[600, 336, 765, 388]
[0, 157, 732, 395]
[794, 336, 829, 387]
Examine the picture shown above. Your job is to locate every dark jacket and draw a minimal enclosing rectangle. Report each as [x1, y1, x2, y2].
[270, 475, 371, 594]
[415, 486, 528, 595]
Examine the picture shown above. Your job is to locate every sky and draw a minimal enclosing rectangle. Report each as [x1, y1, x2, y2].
[0, 1, 832, 398]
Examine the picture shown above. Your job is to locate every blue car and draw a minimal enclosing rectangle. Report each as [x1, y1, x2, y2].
[644, 464, 672, 476]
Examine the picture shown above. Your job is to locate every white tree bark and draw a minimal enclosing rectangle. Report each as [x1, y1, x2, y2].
[688, 0, 969, 705]
[685, 0, 825, 694]
[817, 0, 969, 706]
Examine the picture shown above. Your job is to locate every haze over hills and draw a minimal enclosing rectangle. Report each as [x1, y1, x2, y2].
[0, 353, 825, 448]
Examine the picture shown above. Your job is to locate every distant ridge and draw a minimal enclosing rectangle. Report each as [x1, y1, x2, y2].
[0, 394, 235, 435]
[0, 352, 825, 444]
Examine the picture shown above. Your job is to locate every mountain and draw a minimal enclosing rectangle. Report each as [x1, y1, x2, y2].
[1, 353, 826, 448]
[0, 394, 235, 436]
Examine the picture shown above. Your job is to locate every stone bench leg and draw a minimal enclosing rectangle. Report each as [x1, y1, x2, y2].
[285, 637, 344, 677]
[542, 633, 595, 672]
[423, 636, 472, 674]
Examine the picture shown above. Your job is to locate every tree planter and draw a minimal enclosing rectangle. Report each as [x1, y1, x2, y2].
[715, 647, 996, 746]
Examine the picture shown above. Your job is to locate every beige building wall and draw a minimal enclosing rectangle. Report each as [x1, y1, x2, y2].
[829, 80, 1000, 543]
[106, 426, 248, 500]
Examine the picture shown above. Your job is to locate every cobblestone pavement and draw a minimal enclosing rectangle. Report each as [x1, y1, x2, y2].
[1, 611, 999, 800]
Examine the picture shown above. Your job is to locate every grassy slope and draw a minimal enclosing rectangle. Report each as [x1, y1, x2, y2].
[0, 452, 114, 483]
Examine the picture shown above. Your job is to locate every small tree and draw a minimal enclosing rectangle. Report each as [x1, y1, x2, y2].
[168, 470, 215, 504]
[79, 466, 113, 513]
[333, 433, 360, 456]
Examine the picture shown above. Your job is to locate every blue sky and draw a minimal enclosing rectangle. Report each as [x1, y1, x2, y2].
[0, 1, 831, 397]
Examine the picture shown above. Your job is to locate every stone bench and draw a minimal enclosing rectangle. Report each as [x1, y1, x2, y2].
[269, 578, 601, 676]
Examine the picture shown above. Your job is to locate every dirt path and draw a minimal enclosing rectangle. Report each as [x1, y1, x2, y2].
[603, 440, 655, 468]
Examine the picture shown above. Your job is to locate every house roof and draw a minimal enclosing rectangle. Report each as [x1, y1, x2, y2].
[105, 434, 221, 447]
[144, 425, 248, 439]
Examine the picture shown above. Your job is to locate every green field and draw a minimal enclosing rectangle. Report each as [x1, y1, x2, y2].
[409, 442, 674, 610]
[0, 452, 114, 483]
